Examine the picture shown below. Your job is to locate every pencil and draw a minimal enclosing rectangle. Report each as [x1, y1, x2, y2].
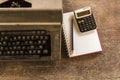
[71, 18, 74, 50]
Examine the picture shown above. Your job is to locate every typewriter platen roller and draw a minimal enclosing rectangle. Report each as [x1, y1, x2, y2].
[0, 0, 63, 61]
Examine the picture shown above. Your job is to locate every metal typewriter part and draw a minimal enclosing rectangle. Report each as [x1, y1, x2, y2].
[0, 0, 62, 61]
[0, 0, 32, 8]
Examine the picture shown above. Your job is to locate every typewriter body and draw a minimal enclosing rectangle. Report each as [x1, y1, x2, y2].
[0, 0, 62, 61]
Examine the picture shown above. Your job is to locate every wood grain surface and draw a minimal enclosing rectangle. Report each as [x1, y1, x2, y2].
[0, 0, 120, 80]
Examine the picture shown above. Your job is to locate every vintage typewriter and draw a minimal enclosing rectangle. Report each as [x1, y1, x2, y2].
[0, 0, 62, 61]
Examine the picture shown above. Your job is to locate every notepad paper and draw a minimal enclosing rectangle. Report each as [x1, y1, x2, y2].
[63, 12, 102, 57]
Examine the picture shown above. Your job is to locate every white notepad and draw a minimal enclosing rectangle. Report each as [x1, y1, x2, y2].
[63, 12, 102, 57]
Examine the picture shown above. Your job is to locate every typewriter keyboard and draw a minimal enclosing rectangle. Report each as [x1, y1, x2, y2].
[0, 30, 51, 56]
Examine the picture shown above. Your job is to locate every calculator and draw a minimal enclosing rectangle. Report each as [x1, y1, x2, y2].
[74, 7, 97, 32]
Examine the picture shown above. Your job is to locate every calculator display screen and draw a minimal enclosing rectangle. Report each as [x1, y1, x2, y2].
[77, 10, 90, 17]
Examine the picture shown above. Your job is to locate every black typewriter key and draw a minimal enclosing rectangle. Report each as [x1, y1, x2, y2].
[28, 50, 32, 54]
[33, 50, 36, 54]
[4, 36, 8, 40]
[18, 36, 21, 40]
[26, 36, 30, 40]
[43, 49, 48, 54]
[35, 36, 39, 39]
[37, 50, 41, 54]
[17, 46, 21, 50]
[44, 36, 49, 40]
[29, 41, 33, 45]
[0, 47, 4, 50]
[20, 51, 23, 55]
[13, 46, 17, 50]
[30, 45, 34, 49]
[22, 36, 26, 40]
[38, 40, 42, 44]
[11, 51, 15, 55]
[16, 51, 19, 55]
[9, 37, 13, 41]
[3, 42, 7, 46]
[40, 36, 44, 40]
[9, 47, 13, 50]
[24, 41, 28, 45]
[39, 45, 43, 49]
[42, 40, 46, 44]
[36, 31, 41, 35]
[12, 42, 16, 45]
[41, 30, 46, 35]
[7, 51, 10, 55]
[22, 46, 26, 50]
[16, 41, 20, 45]
[13, 37, 17, 40]
[31, 36, 34, 40]
[1, 37, 4, 41]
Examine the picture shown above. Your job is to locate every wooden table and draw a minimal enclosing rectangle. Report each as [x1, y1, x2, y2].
[0, 0, 120, 80]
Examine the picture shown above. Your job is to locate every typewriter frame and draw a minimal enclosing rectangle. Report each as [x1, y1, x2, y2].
[0, 0, 62, 61]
